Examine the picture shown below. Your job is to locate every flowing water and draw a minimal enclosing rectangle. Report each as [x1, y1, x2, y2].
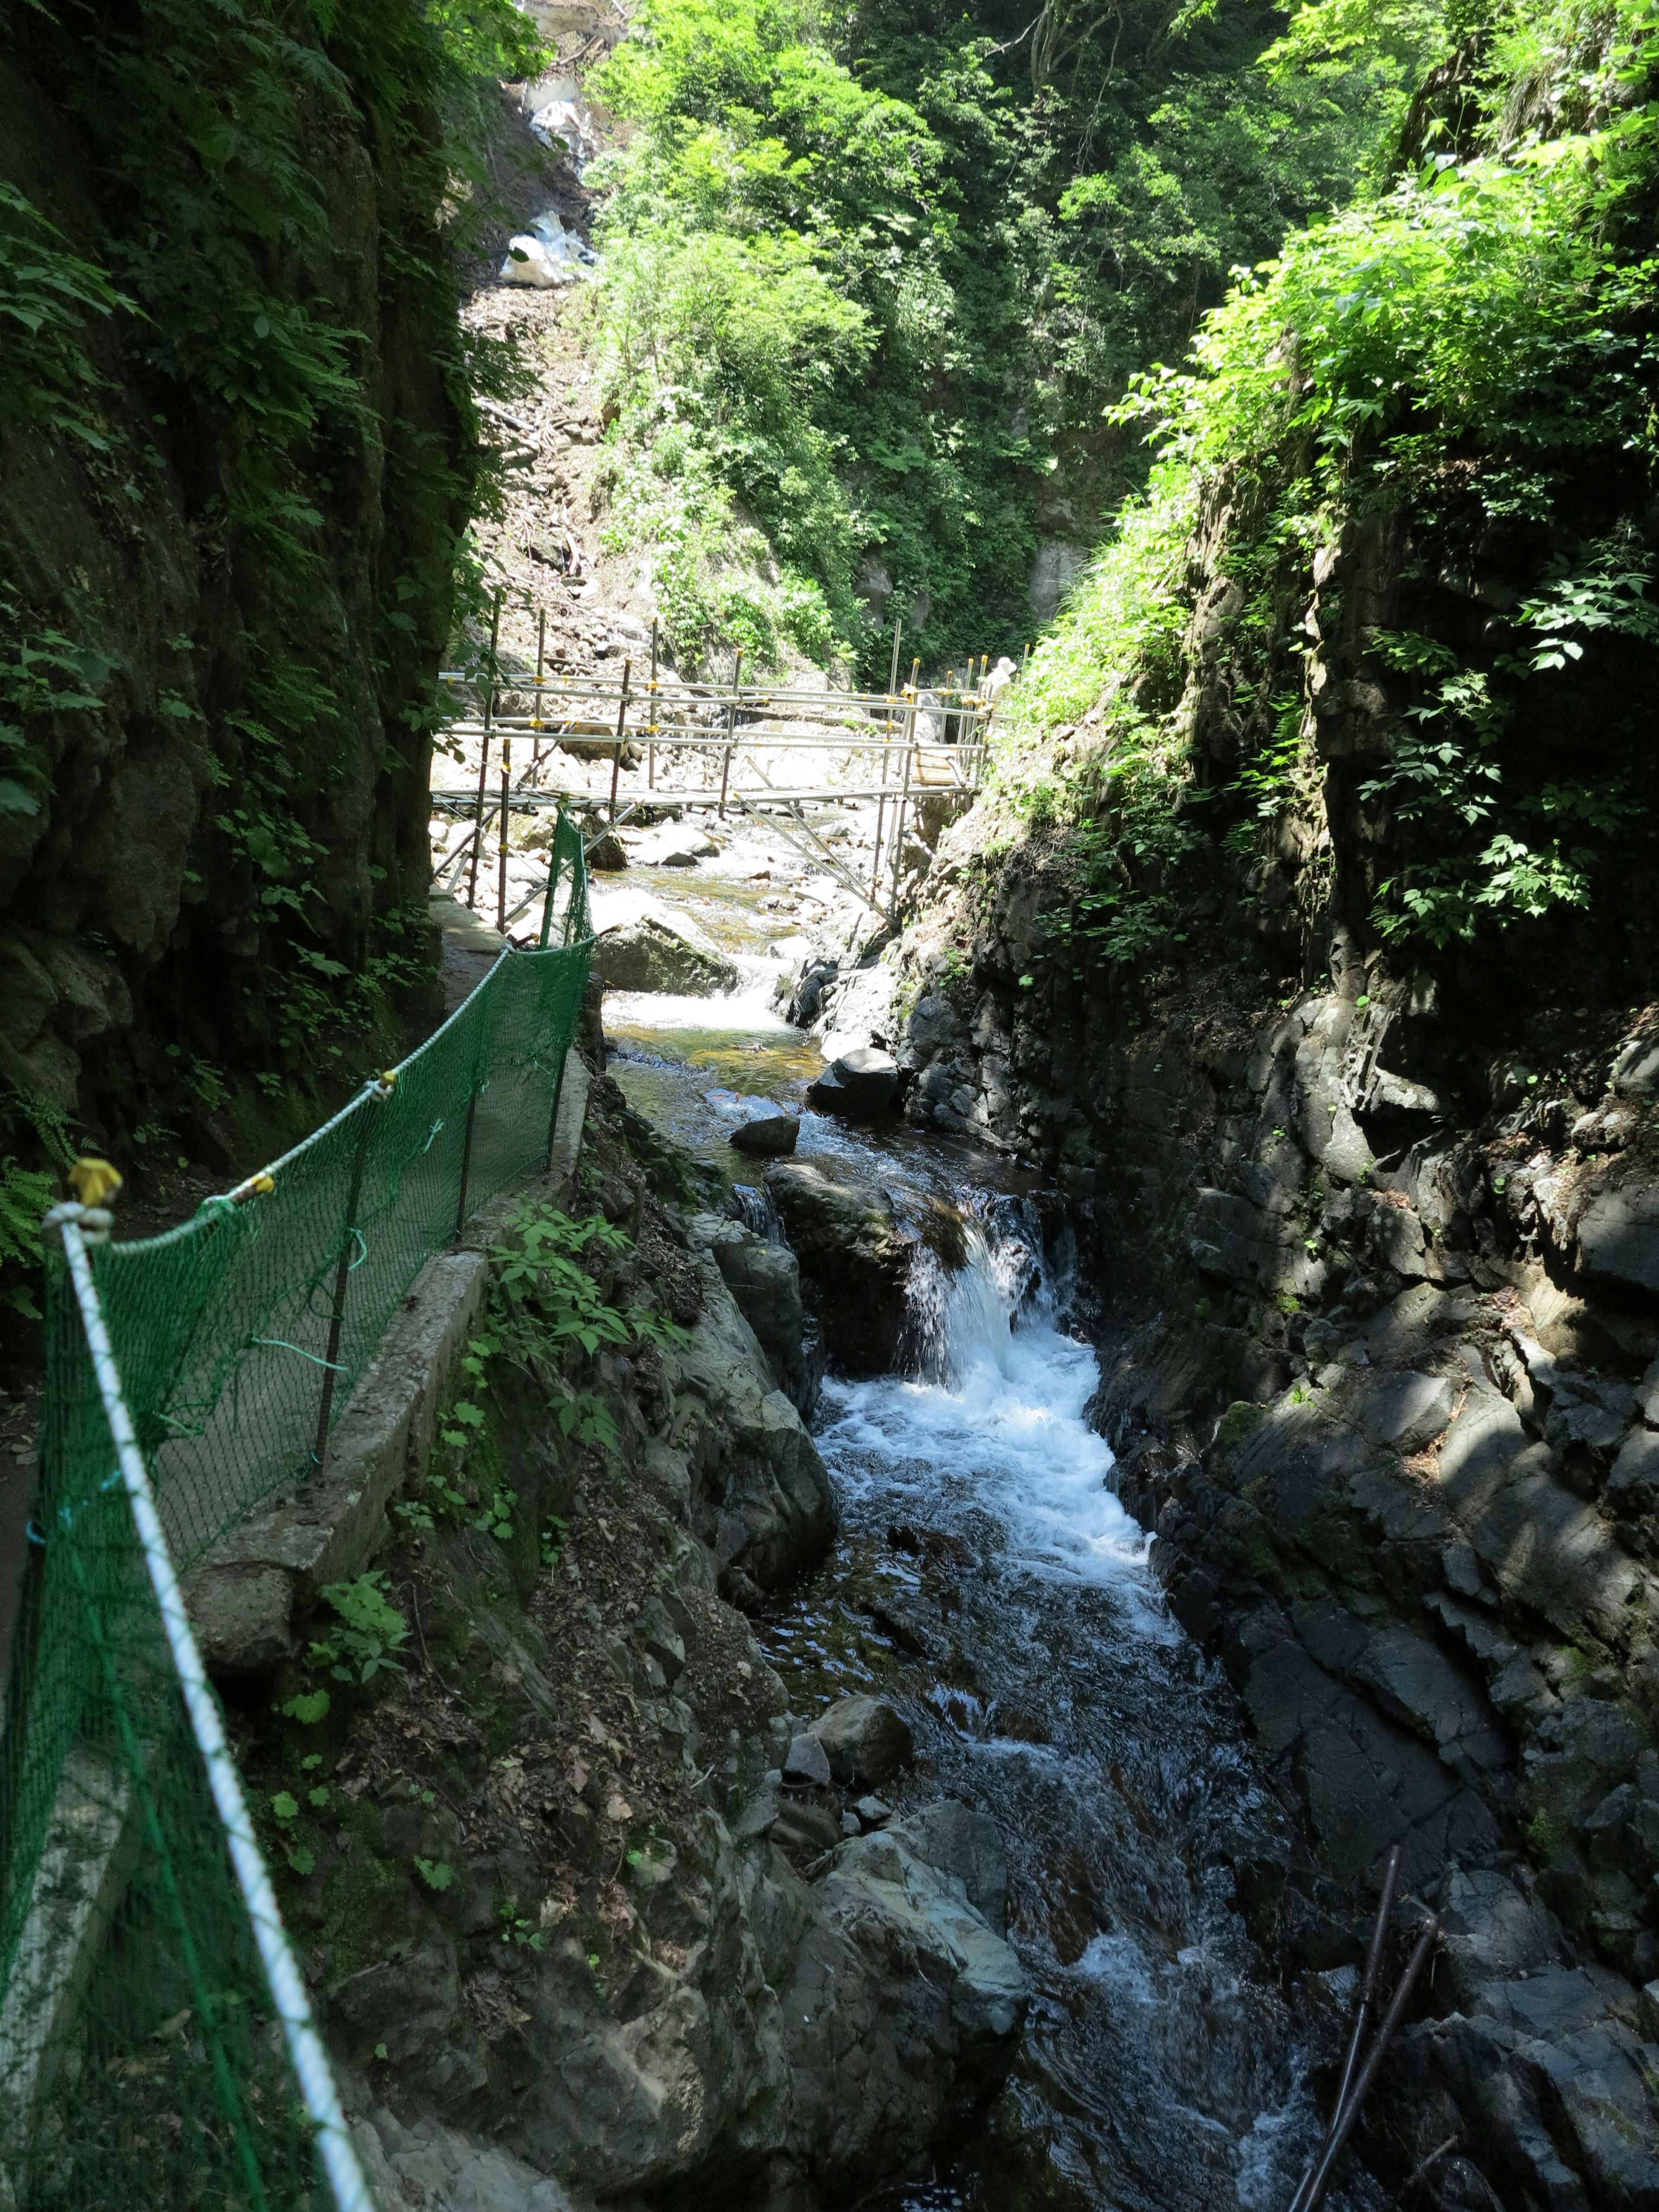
[600, 865, 1383, 2212]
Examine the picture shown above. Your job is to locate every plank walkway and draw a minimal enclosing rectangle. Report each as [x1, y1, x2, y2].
[432, 652, 1007, 925]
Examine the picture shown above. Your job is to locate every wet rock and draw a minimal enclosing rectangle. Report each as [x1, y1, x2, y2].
[807, 1695, 914, 1789]
[782, 1809, 1028, 2178]
[684, 1213, 820, 1420]
[853, 1794, 893, 1828]
[807, 1046, 899, 1119]
[897, 1800, 1009, 1936]
[765, 1162, 916, 1375]
[594, 915, 737, 995]
[729, 1111, 799, 1157]
[787, 957, 839, 1027]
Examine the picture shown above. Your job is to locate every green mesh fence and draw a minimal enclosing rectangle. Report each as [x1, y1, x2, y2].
[0, 816, 591, 2209]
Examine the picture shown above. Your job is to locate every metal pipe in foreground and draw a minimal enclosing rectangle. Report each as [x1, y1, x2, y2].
[1300, 1916, 1440, 2212]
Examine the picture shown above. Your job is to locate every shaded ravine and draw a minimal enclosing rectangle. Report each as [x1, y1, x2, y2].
[601, 921, 1386, 2210]
[753, 1199, 1382, 2212]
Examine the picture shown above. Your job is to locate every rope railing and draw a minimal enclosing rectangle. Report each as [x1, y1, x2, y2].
[0, 815, 593, 2212]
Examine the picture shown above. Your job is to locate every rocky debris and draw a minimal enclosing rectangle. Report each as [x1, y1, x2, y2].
[683, 1212, 822, 1421]
[807, 1694, 914, 1789]
[807, 1045, 899, 1119]
[782, 1805, 1027, 2178]
[729, 1109, 799, 1157]
[765, 1161, 918, 1374]
[787, 956, 839, 1027]
[356, 2108, 585, 2211]
[593, 914, 737, 995]
[784, 1733, 833, 1788]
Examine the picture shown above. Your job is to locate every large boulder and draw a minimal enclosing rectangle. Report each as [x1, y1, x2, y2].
[765, 1161, 916, 1375]
[782, 1806, 1027, 2179]
[667, 1249, 836, 1595]
[730, 1109, 799, 1157]
[685, 1214, 821, 1421]
[807, 1046, 899, 1119]
[808, 1694, 914, 1789]
[594, 915, 737, 996]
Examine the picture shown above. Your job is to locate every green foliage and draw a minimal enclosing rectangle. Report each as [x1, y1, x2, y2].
[590, 0, 1385, 677]
[996, 0, 1659, 964]
[311, 1571, 410, 1684]
[0, 181, 130, 451]
[0, 1160, 55, 1320]
[0, 0, 545, 1072]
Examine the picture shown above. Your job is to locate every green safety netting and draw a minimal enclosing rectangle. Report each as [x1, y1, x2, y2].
[0, 816, 591, 2209]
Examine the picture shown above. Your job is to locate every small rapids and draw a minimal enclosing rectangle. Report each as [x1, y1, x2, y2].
[598, 934, 1382, 2211]
[761, 1199, 1386, 2212]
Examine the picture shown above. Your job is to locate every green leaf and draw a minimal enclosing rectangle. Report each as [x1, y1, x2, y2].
[282, 1690, 331, 1725]
[415, 1857, 454, 1891]
[271, 1792, 299, 1823]
[286, 1846, 315, 1876]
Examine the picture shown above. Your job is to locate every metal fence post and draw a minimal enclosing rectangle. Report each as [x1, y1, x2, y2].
[531, 609, 546, 778]
[497, 721, 512, 935]
[608, 658, 632, 824]
[889, 661, 918, 922]
[538, 804, 567, 950]
[648, 617, 658, 791]
[718, 647, 743, 820]
[312, 1072, 393, 1465]
[454, 1087, 479, 1236]
[467, 593, 502, 911]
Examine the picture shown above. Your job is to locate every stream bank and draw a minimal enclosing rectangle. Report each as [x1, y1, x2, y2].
[815, 784, 1659, 2206]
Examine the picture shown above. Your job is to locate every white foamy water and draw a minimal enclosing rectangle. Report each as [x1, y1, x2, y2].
[817, 1216, 1170, 1624]
[602, 968, 794, 1036]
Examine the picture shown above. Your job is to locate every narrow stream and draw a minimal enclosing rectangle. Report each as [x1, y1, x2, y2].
[598, 850, 1384, 2212]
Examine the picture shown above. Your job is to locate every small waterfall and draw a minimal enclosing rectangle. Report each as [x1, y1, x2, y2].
[903, 1193, 1047, 1386]
[729, 1183, 783, 1241]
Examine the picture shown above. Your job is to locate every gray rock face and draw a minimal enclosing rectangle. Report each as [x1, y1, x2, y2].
[669, 1251, 837, 1595]
[783, 1809, 1028, 2178]
[594, 916, 738, 995]
[1576, 1178, 1659, 1295]
[1189, 1187, 1326, 1298]
[808, 1695, 915, 1789]
[765, 1162, 917, 1375]
[356, 2108, 584, 2212]
[685, 1213, 820, 1420]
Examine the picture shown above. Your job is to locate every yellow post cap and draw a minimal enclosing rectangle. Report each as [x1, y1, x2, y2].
[68, 1157, 123, 1208]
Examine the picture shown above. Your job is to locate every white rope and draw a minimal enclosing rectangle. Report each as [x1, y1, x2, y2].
[59, 1220, 375, 2212]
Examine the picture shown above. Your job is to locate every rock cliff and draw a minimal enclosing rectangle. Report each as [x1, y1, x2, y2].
[836, 481, 1659, 2204]
[0, 3, 473, 1174]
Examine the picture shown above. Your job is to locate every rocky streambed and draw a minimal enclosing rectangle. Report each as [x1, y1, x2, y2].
[242, 877, 1419, 2212]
